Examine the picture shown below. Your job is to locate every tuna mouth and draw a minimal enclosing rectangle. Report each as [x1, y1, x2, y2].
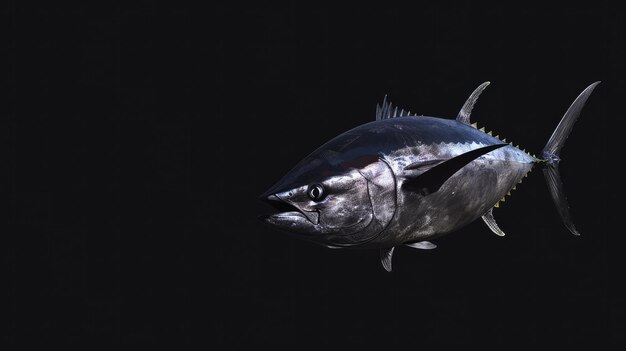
[259, 194, 319, 225]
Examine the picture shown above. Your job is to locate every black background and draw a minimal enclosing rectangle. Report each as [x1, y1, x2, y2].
[5, 1, 624, 346]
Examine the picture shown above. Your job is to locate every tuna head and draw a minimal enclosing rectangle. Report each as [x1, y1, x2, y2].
[260, 133, 397, 248]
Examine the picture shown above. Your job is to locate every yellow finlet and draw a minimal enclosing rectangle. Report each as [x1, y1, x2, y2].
[507, 191, 511, 196]
[479, 127, 485, 132]
[512, 185, 516, 190]
[487, 131, 493, 136]
[502, 138, 507, 142]
[501, 197, 506, 202]
[495, 135, 500, 139]
[471, 122, 478, 128]
[515, 144, 520, 148]
[494, 202, 499, 208]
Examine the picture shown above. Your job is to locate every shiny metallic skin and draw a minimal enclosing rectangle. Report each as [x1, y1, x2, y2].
[260, 81, 600, 272]
[261, 116, 535, 249]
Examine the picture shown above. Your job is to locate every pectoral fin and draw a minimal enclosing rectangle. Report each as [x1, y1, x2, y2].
[481, 208, 506, 236]
[380, 247, 395, 272]
[403, 144, 507, 195]
[405, 241, 437, 249]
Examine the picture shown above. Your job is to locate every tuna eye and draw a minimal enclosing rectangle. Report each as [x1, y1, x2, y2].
[307, 184, 325, 201]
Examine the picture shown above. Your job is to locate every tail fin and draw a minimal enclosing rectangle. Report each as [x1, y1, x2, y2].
[540, 82, 600, 235]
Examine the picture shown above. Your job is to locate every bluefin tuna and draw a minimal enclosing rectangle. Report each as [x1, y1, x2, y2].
[260, 82, 600, 271]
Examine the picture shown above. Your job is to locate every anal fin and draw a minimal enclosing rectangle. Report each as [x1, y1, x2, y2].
[481, 208, 506, 236]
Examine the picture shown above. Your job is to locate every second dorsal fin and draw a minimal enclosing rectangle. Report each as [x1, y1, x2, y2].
[456, 82, 490, 125]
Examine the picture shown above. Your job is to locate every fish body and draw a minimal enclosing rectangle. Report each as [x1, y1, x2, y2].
[260, 82, 600, 271]
[352, 116, 534, 248]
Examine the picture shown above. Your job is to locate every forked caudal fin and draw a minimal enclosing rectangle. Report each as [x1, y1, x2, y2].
[540, 81, 600, 236]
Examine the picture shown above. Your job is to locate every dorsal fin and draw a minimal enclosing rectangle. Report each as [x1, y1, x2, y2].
[456, 82, 490, 125]
[376, 95, 413, 120]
